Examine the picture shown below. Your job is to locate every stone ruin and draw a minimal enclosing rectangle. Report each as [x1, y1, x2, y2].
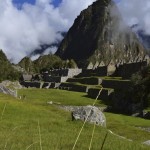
[20, 68, 82, 88]
[83, 55, 150, 78]
[20, 54, 150, 89]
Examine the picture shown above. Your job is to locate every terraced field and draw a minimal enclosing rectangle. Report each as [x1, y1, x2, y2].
[0, 89, 149, 149]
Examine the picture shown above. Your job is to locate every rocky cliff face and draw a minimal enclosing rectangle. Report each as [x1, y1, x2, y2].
[56, 0, 146, 66]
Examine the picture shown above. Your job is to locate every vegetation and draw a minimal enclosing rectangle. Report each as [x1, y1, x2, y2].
[0, 50, 21, 82]
[18, 54, 78, 73]
[131, 65, 150, 109]
[0, 89, 149, 149]
[18, 57, 35, 73]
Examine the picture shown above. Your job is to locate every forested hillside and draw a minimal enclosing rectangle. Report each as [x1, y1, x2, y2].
[0, 50, 20, 82]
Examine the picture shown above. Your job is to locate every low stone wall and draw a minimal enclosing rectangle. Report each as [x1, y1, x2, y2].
[101, 80, 132, 90]
[115, 61, 147, 79]
[77, 69, 95, 77]
[78, 67, 107, 77]
[88, 88, 114, 103]
[20, 81, 41, 88]
[68, 69, 82, 77]
[67, 77, 102, 85]
[60, 83, 89, 93]
[109, 89, 142, 115]
[20, 81, 61, 89]
[43, 76, 68, 83]
[95, 66, 108, 76]
[49, 69, 82, 78]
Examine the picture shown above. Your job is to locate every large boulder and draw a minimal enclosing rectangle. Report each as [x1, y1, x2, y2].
[143, 140, 150, 146]
[0, 83, 17, 97]
[72, 105, 106, 127]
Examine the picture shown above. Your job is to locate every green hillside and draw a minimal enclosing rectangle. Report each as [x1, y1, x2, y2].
[0, 89, 149, 149]
[0, 50, 20, 82]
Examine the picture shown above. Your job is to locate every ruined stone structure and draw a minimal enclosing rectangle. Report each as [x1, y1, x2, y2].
[20, 56, 149, 92]
[115, 61, 147, 79]
[85, 55, 150, 79]
[48, 68, 82, 78]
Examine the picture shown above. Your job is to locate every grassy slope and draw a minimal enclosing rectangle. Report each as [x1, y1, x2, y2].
[0, 89, 149, 150]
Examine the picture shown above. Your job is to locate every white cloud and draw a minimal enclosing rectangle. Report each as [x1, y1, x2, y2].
[0, 0, 96, 63]
[117, 0, 150, 34]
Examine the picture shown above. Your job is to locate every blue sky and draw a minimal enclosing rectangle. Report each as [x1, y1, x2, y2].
[13, 0, 121, 8]
[4, 0, 149, 63]
[13, 0, 62, 7]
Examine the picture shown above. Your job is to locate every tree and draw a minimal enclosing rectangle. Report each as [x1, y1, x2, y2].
[131, 65, 150, 108]
[18, 57, 35, 73]
[67, 59, 78, 68]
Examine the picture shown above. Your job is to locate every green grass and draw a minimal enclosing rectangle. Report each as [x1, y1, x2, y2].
[0, 89, 149, 149]
[61, 82, 102, 88]
[18, 89, 101, 106]
[105, 113, 150, 142]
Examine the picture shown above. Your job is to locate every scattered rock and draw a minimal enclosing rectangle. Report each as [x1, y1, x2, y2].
[47, 101, 61, 105]
[142, 140, 150, 146]
[72, 105, 106, 127]
[1, 80, 23, 90]
[0, 83, 17, 97]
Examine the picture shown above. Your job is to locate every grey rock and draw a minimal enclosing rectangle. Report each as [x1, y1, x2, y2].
[1, 80, 23, 89]
[143, 140, 150, 146]
[72, 105, 106, 127]
[0, 83, 17, 97]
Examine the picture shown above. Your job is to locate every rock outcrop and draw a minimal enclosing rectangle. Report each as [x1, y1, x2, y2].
[143, 140, 150, 146]
[72, 105, 106, 127]
[0, 83, 17, 97]
[56, 0, 146, 67]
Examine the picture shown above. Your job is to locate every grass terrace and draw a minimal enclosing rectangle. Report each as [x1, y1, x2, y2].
[0, 89, 149, 149]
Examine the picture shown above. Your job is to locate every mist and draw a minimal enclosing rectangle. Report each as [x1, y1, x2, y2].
[1, 0, 150, 63]
[0, 0, 96, 63]
[117, 0, 150, 35]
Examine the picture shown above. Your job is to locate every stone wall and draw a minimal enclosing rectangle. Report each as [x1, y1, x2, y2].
[49, 69, 82, 78]
[60, 83, 89, 93]
[115, 61, 147, 79]
[67, 77, 102, 85]
[109, 89, 143, 115]
[20, 81, 41, 88]
[95, 66, 107, 76]
[101, 80, 132, 90]
[78, 60, 149, 78]
[20, 81, 61, 89]
[43, 76, 68, 83]
[68, 69, 82, 77]
[88, 88, 114, 103]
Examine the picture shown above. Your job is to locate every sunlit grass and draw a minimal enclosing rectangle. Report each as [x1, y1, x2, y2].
[0, 89, 149, 149]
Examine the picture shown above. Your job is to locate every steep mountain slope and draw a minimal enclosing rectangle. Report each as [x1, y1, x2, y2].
[56, 0, 146, 66]
[18, 57, 35, 73]
[0, 50, 20, 82]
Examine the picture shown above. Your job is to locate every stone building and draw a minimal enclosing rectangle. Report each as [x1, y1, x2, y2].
[20, 74, 33, 81]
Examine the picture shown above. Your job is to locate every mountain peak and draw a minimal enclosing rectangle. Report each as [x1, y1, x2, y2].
[56, 0, 145, 66]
